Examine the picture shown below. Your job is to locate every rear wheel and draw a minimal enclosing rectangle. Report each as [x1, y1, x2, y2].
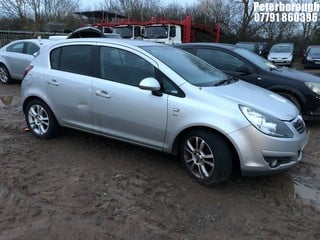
[0, 64, 12, 84]
[180, 130, 233, 186]
[25, 99, 59, 139]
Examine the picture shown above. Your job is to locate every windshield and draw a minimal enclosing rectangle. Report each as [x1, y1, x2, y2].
[270, 45, 292, 53]
[144, 26, 168, 39]
[308, 47, 320, 55]
[233, 47, 277, 70]
[142, 46, 227, 86]
[113, 26, 133, 38]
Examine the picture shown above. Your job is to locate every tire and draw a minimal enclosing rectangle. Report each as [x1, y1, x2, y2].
[278, 92, 301, 113]
[25, 99, 59, 139]
[0, 64, 13, 84]
[180, 130, 233, 186]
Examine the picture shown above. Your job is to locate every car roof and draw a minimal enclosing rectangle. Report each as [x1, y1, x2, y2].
[176, 42, 235, 50]
[1, 38, 51, 48]
[39, 37, 164, 51]
[9, 38, 51, 44]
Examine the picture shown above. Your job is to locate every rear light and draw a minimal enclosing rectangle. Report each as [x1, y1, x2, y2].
[23, 65, 33, 79]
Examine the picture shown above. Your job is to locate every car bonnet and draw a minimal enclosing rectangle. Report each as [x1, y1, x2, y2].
[202, 80, 298, 121]
[270, 67, 320, 83]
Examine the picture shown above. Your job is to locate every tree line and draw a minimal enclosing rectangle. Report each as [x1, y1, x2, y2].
[0, 0, 319, 50]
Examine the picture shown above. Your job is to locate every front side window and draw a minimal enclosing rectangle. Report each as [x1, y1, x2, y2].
[100, 46, 155, 86]
[197, 48, 245, 72]
[50, 45, 93, 76]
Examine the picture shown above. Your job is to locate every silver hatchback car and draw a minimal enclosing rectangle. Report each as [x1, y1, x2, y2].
[0, 39, 50, 84]
[21, 38, 308, 185]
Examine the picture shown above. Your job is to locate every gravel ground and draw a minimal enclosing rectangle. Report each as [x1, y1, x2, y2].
[0, 82, 320, 240]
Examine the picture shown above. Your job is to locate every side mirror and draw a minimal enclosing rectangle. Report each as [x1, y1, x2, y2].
[139, 77, 161, 91]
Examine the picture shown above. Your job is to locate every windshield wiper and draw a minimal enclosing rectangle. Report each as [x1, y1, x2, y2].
[269, 66, 281, 71]
[214, 76, 238, 86]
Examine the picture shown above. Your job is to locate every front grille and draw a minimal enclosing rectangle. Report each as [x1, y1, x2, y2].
[292, 116, 306, 134]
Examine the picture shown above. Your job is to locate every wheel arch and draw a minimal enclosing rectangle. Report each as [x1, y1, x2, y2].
[22, 96, 58, 122]
[268, 86, 305, 111]
[268, 85, 306, 104]
[171, 126, 241, 177]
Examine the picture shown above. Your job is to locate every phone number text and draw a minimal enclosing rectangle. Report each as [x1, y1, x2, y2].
[254, 12, 318, 22]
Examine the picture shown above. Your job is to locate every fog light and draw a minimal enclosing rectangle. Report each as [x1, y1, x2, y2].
[270, 160, 278, 168]
[264, 156, 292, 168]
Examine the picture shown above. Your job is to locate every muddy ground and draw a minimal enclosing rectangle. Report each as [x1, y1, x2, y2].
[0, 81, 320, 240]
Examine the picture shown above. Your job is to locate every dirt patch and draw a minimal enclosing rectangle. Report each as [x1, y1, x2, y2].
[0, 83, 320, 240]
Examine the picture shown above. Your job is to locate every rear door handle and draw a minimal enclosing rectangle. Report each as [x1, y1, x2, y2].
[47, 79, 59, 86]
[95, 90, 111, 99]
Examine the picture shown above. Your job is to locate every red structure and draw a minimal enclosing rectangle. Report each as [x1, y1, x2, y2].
[74, 11, 221, 43]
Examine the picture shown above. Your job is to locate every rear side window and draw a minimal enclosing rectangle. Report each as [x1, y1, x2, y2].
[7, 42, 24, 53]
[50, 45, 93, 76]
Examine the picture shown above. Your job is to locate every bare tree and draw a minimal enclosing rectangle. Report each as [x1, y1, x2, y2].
[0, 0, 29, 19]
[116, 0, 162, 20]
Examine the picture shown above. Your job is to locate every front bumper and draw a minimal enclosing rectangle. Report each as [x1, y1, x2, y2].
[229, 117, 308, 176]
[269, 59, 292, 66]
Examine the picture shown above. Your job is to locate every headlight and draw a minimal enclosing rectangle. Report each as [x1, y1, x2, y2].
[305, 82, 320, 95]
[239, 105, 293, 138]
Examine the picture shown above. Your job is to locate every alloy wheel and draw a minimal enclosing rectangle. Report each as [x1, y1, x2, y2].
[28, 104, 50, 136]
[183, 136, 215, 179]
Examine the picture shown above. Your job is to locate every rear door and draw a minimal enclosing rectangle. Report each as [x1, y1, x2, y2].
[44, 44, 95, 131]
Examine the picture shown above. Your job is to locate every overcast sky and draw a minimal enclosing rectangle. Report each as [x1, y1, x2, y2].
[79, 0, 199, 10]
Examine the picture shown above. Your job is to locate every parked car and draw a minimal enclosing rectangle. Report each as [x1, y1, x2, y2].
[235, 42, 260, 54]
[175, 43, 320, 120]
[267, 43, 294, 66]
[303, 45, 320, 69]
[0, 38, 50, 84]
[21, 38, 308, 185]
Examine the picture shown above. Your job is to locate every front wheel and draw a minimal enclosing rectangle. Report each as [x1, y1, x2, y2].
[25, 99, 59, 139]
[180, 130, 233, 186]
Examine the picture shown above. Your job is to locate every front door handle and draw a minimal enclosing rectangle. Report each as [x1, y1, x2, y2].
[95, 90, 111, 99]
